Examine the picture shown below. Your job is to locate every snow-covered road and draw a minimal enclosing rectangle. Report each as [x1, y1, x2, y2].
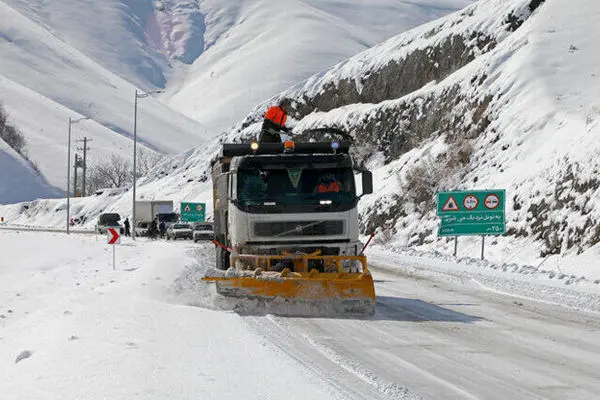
[2, 230, 599, 399]
[249, 261, 600, 399]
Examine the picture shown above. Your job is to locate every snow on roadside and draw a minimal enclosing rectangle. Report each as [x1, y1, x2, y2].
[0, 230, 340, 400]
[367, 244, 600, 315]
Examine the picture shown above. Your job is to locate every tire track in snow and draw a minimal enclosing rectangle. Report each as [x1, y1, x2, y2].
[299, 331, 422, 400]
[249, 315, 421, 400]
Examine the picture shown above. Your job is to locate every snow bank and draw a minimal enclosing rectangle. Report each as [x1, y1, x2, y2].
[0, 232, 340, 399]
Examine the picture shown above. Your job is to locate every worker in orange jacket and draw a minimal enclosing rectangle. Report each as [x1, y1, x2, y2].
[316, 173, 341, 193]
[259, 98, 292, 143]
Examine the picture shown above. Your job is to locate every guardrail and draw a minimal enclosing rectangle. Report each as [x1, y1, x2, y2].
[0, 225, 95, 235]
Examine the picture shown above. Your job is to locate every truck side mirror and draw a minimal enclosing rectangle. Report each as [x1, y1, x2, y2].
[361, 171, 373, 195]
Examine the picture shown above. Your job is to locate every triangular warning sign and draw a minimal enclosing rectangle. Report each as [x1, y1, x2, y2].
[184, 205, 191, 212]
[287, 167, 303, 188]
[441, 196, 460, 211]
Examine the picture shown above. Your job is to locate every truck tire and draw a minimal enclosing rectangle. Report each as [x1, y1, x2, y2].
[216, 246, 230, 270]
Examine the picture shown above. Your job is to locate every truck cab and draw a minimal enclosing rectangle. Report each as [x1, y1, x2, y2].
[211, 140, 373, 270]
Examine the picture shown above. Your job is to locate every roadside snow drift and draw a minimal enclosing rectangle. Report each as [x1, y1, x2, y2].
[0, 232, 340, 400]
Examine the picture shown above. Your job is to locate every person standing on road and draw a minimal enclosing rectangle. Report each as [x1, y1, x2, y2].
[159, 221, 166, 239]
[149, 218, 158, 239]
[123, 217, 131, 237]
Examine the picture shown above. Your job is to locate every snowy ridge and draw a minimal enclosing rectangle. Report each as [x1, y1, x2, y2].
[223, 0, 535, 143]
[0, 75, 154, 195]
[0, 0, 210, 200]
[166, 0, 477, 132]
[0, 0, 472, 202]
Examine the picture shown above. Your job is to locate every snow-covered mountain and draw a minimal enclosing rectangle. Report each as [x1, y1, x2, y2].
[0, 0, 210, 201]
[164, 0, 477, 132]
[5, 0, 598, 275]
[234, 0, 599, 265]
[0, 0, 473, 203]
[3, 0, 475, 133]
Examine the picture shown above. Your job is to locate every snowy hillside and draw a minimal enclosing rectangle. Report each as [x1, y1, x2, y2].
[0, 0, 210, 201]
[0, 0, 472, 203]
[221, 0, 600, 266]
[2, 0, 475, 133]
[165, 0, 477, 132]
[0, 139, 61, 203]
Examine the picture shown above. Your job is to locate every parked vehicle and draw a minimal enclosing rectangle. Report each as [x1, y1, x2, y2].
[193, 222, 214, 242]
[135, 200, 175, 227]
[95, 213, 124, 234]
[166, 223, 193, 240]
[135, 221, 149, 237]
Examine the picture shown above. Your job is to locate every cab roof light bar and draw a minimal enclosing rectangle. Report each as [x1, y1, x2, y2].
[222, 141, 351, 157]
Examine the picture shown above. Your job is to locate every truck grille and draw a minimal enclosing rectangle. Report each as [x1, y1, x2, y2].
[254, 221, 344, 237]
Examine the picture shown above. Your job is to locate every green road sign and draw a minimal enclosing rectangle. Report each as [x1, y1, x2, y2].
[180, 202, 206, 222]
[436, 190, 505, 236]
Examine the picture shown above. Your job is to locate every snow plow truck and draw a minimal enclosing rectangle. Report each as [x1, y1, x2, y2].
[203, 135, 376, 315]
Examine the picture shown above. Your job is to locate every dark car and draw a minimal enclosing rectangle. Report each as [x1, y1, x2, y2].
[95, 213, 124, 234]
[193, 223, 214, 242]
[166, 223, 193, 240]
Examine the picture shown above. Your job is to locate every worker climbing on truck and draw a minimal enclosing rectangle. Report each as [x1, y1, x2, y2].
[258, 98, 292, 143]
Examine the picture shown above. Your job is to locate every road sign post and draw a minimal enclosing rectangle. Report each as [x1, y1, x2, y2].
[180, 202, 206, 223]
[437, 190, 506, 259]
[454, 236, 458, 257]
[481, 236, 485, 260]
[107, 228, 121, 270]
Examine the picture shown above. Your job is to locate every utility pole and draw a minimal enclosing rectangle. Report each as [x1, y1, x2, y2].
[73, 154, 80, 197]
[67, 118, 72, 233]
[76, 137, 92, 196]
[66, 117, 89, 233]
[73, 154, 85, 196]
[132, 90, 138, 240]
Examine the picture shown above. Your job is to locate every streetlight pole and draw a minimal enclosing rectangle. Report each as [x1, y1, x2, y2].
[131, 89, 163, 241]
[132, 90, 138, 240]
[66, 116, 89, 234]
[67, 118, 72, 234]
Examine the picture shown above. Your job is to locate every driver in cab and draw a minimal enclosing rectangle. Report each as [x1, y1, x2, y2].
[316, 173, 341, 193]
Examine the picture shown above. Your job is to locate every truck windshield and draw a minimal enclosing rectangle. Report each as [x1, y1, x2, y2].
[237, 165, 356, 206]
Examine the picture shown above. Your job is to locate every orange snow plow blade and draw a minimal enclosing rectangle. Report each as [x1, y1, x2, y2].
[203, 254, 376, 315]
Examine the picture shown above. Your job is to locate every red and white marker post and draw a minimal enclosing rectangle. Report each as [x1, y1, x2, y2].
[107, 228, 121, 270]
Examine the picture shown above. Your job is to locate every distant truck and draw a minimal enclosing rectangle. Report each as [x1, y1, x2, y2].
[134, 200, 178, 227]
